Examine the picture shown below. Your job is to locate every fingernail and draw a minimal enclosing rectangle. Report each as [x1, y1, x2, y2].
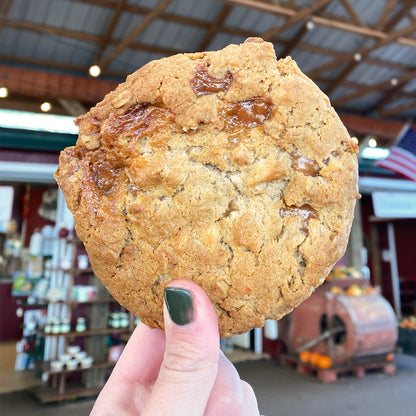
[164, 287, 194, 326]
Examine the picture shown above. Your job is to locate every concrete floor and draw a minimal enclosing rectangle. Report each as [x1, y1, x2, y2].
[0, 354, 415, 415]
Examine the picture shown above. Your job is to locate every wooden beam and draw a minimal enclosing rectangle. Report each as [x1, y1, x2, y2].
[366, 83, 407, 116]
[222, 0, 416, 48]
[0, 65, 117, 103]
[324, 21, 416, 96]
[376, 0, 396, 30]
[2, 18, 99, 43]
[378, 101, 416, 118]
[279, 23, 309, 58]
[197, 4, 233, 51]
[93, 0, 127, 64]
[58, 99, 87, 116]
[338, 113, 411, 140]
[338, 0, 365, 27]
[98, 0, 175, 70]
[0, 0, 15, 35]
[331, 69, 416, 107]
[262, 0, 331, 40]
[222, 0, 296, 16]
[382, 2, 411, 32]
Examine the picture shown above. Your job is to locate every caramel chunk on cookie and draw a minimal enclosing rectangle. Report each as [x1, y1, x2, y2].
[56, 39, 358, 337]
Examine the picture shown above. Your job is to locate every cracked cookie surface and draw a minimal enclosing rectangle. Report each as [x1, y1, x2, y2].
[55, 38, 359, 337]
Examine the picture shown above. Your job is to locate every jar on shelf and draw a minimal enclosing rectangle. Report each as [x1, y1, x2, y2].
[60, 318, 71, 333]
[51, 318, 61, 334]
[44, 319, 53, 334]
[111, 313, 121, 329]
[75, 317, 86, 332]
[120, 312, 129, 328]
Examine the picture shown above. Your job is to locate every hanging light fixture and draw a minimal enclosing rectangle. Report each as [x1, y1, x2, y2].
[89, 65, 101, 77]
[0, 87, 8, 98]
[41, 102, 52, 112]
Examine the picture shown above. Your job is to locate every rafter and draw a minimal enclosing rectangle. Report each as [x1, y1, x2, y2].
[222, 0, 416, 48]
[198, 4, 233, 51]
[98, 0, 174, 70]
[379, 101, 416, 118]
[376, 0, 396, 30]
[262, 0, 331, 40]
[279, 23, 309, 58]
[331, 69, 416, 107]
[366, 83, 408, 116]
[338, 0, 364, 27]
[93, 0, 127, 64]
[324, 20, 416, 96]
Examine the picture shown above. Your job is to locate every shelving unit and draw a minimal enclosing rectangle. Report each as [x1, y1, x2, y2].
[32, 236, 134, 403]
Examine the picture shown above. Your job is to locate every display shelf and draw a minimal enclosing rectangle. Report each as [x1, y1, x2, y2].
[34, 236, 130, 403]
[35, 360, 116, 375]
[32, 383, 102, 403]
[38, 327, 131, 338]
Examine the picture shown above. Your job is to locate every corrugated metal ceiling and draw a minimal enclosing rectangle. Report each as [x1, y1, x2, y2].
[0, 0, 415, 129]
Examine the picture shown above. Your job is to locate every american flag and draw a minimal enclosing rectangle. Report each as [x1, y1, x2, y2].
[376, 125, 416, 182]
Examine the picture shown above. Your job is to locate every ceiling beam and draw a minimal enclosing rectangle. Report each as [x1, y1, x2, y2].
[0, 65, 117, 103]
[262, 0, 331, 40]
[376, 0, 396, 31]
[222, 0, 416, 48]
[279, 23, 309, 58]
[98, 0, 174, 70]
[57, 98, 88, 116]
[338, 0, 364, 27]
[338, 113, 413, 141]
[93, 0, 127, 64]
[197, 3, 233, 51]
[331, 69, 416, 107]
[324, 20, 416, 96]
[378, 101, 416, 118]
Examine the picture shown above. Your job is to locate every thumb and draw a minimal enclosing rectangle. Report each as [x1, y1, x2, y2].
[142, 280, 220, 416]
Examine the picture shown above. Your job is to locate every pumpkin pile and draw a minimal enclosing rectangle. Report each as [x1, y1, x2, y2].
[399, 316, 416, 330]
[299, 350, 333, 369]
[329, 285, 375, 297]
[326, 266, 363, 281]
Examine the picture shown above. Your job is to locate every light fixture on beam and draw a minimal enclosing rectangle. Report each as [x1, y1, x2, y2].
[306, 20, 315, 30]
[41, 102, 52, 112]
[390, 77, 399, 86]
[353, 52, 362, 62]
[351, 136, 359, 145]
[368, 138, 377, 148]
[89, 65, 101, 77]
[0, 87, 8, 98]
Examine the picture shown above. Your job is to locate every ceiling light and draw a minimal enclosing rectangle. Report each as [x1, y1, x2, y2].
[390, 77, 399, 86]
[41, 102, 52, 112]
[368, 138, 377, 148]
[351, 136, 359, 144]
[306, 20, 315, 30]
[353, 53, 362, 62]
[89, 65, 101, 77]
[0, 87, 8, 98]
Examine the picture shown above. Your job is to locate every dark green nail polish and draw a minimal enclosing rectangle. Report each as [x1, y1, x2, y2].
[164, 287, 194, 326]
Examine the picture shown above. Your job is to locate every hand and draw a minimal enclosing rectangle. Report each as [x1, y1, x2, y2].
[90, 280, 260, 415]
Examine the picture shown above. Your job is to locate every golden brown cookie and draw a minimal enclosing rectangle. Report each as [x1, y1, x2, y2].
[56, 38, 359, 337]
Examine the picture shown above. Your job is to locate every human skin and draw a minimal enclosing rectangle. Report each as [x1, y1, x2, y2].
[90, 280, 260, 415]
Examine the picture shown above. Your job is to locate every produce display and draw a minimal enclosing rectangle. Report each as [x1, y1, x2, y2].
[399, 316, 416, 330]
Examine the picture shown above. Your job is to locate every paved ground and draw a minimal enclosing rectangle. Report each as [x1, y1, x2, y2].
[1, 354, 415, 415]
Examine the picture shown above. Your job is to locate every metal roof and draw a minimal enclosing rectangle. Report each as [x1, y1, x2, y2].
[1, 0, 415, 146]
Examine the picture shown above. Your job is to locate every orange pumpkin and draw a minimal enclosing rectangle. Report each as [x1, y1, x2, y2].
[316, 355, 332, 369]
[308, 352, 321, 366]
[299, 351, 310, 363]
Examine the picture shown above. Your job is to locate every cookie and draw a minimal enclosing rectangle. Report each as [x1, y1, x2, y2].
[56, 38, 359, 337]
